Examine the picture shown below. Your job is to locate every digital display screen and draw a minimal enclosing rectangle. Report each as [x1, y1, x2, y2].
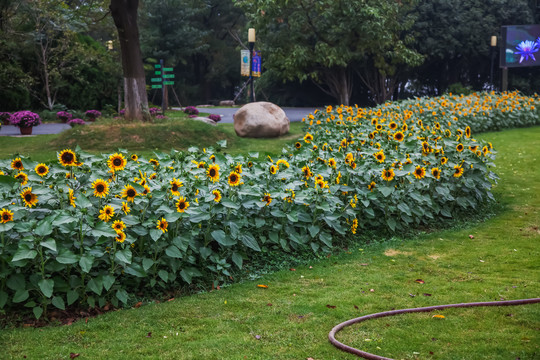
[500, 24, 540, 68]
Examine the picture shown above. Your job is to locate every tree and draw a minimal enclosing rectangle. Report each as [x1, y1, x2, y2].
[110, 0, 151, 121]
[233, 0, 422, 105]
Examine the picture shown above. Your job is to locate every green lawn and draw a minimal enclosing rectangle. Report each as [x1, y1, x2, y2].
[0, 127, 539, 360]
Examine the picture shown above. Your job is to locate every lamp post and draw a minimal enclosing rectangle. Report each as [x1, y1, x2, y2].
[490, 35, 497, 90]
[248, 28, 256, 102]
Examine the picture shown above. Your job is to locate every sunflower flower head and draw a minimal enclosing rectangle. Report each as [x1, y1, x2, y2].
[34, 163, 49, 177]
[121, 184, 138, 202]
[108, 153, 127, 172]
[228, 171, 242, 187]
[413, 166, 426, 180]
[68, 188, 76, 208]
[11, 157, 24, 171]
[176, 196, 190, 213]
[112, 220, 126, 233]
[92, 179, 109, 198]
[0, 208, 14, 223]
[212, 189, 222, 203]
[99, 205, 115, 222]
[58, 149, 77, 167]
[20, 187, 38, 207]
[207, 164, 220, 182]
[157, 218, 168, 233]
[170, 178, 183, 196]
[262, 193, 272, 206]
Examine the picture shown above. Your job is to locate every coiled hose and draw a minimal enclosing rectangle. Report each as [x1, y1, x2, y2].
[328, 298, 540, 359]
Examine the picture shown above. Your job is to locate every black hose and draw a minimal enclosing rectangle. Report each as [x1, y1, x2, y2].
[328, 298, 540, 359]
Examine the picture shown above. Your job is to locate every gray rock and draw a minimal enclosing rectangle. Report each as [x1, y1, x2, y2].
[219, 100, 235, 106]
[233, 102, 289, 138]
[191, 117, 217, 126]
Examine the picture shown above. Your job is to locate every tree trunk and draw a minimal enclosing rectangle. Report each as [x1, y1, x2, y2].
[110, 0, 151, 122]
[314, 67, 352, 106]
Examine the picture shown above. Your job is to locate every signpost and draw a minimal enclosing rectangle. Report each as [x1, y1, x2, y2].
[152, 60, 175, 114]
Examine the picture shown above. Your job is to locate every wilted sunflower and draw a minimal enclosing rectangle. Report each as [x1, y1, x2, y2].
[176, 196, 190, 213]
[68, 188, 76, 207]
[207, 163, 220, 182]
[228, 171, 241, 186]
[170, 178, 183, 196]
[212, 189, 222, 203]
[58, 149, 77, 166]
[374, 151, 385, 163]
[108, 153, 127, 172]
[92, 179, 109, 198]
[381, 168, 395, 182]
[456, 143, 464, 152]
[0, 208, 14, 223]
[99, 205, 115, 222]
[269, 165, 278, 175]
[34, 163, 49, 177]
[431, 167, 441, 180]
[368, 181, 376, 191]
[121, 184, 137, 202]
[413, 166, 426, 180]
[121, 201, 131, 214]
[115, 231, 126, 243]
[11, 157, 24, 171]
[20, 187, 38, 207]
[453, 165, 464, 178]
[156, 218, 168, 233]
[262, 193, 272, 206]
[14, 172, 28, 186]
[112, 220, 126, 233]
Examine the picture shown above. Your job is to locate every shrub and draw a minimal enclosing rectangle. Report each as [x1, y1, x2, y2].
[9, 111, 41, 127]
[208, 114, 221, 122]
[56, 111, 73, 122]
[0, 112, 11, 125]
[85, 110, 102, 120]
[184, 106, 199, 115]
[67, 118, 86, 127]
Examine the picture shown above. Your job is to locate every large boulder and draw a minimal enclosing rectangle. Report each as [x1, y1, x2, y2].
[233, 102, 289, 138]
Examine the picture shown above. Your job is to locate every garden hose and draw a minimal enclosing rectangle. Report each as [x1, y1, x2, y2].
[328, 298, 540, 359]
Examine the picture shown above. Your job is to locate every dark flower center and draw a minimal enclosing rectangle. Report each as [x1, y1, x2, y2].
[96, 184, 105, 192]
[113, 158, 122, 166]
[25, 193, 32, 202]
[209, 169, 216, 177]
[38, 166, 46, 173]
[172, 184, 178, 191]
[62, 152, 74, 163]
[127, 189, 136, 197]
[230, 175, 238, 182]
[178, 202, 185, 209]
[2, 214, 9, 220]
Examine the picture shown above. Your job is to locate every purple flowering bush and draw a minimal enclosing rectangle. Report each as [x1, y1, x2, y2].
[67, 118, 86, 127]
[155, 115, 167, 120]
[0, 112, 11, 125]
[184, 106, 199, 115]
[208, 114, 221, 122]
[56, 111, 73, 122]
[10, 111, 42, 128]
[149, 107, 162, 116]
[85, 110, 102, 120]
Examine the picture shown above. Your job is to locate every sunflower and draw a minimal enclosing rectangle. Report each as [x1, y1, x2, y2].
[209, 154, 216, 163]
[0, 208, 14, 223]
[142, 184, 151, 195]
[422, 141, 431, 153]
[212, 189, 222, 203]
[34, 163, 49, 177]
[112, 220, 126, 233]
[469, 145, 479, 152]
[482, 146, 490, 155]
[107, 153, 127, 172]
[157, 218, 168, 233]
[431, 167, 441, 180]
[115, 231, 126, 243]
[374, 150, 385, 163]
[456, 143, 464, 152]
[402, 123, 408, 131]
[304, 133, 313, 143]
[269, 165, 278, 175]
[206, 163, 220, 182]
[340, 138, 348, 147]
[375, 124, 383, 131]
[315, 179, 329, 189]
[228, 171, 242, 186]
[149, 159, 159, 168]
[121, 201, 131, 214]
[328, 158, 337, 168]
[247, 161, 253, 168]
[276, 159, 290, 169]
[20, 187, 38, 207]
[99, 205, 115, 222]
[301, 165, 313, 179]
[453, 165, 464, 178]
[440, 157, 448, 165]
[465, 126, 471, 138]
[351, 218, 358, 234]
[176, 196, 190, 213]
[262, 193, 272, 206]
[445, 129, 452, 137]
[381, 168, 395, 182]
[350, 161, 357, 169]
[393, 131, 405, 142]
[389, 122, 398, 130]
[368, 181, 376, 192]
[58, 149, 77, 167]
[295, 142, 302, 149]
[68, 188, 76, 208]
[326, 105, 332, 113]
[11, 157, 24, 171]
[130, 154, 139, 161]
[170, 178, 183, 196]
[92, 179, 109, 198]
[121, 184, 138, 202]
[14, 172, 28, 186]
[413, 166, 426, 179]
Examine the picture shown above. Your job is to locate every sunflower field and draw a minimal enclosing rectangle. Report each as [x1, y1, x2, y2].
[0, 91, 539, 318]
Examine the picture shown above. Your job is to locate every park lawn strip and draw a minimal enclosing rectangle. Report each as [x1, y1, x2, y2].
[0, 126, 539, 360]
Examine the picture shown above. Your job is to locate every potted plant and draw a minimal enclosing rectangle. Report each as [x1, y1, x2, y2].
[56, 111, 73, 123]
[0, 112, 11, 125]
[10, 111, 42, 135]
[85, 110, 102, 122]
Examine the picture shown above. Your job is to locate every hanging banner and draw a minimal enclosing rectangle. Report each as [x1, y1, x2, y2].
[252, 51, 261, 77]
[241, 50, 250, 77]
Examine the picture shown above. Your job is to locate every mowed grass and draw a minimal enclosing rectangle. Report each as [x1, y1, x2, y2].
[0, 127, 539, 360]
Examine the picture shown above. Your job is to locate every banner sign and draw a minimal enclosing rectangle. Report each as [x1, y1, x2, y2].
[241, 50, 250, 76]
[252, 51, 261, 77]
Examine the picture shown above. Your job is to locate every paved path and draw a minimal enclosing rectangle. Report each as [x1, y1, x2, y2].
[0, 123, 71, 136]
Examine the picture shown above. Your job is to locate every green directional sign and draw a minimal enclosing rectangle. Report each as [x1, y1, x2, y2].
[155, 64, 161, 69]
[151, 78, 161, 82]
[151, 85, 162, 89]
[155, 71, 161, 75]
[163, 74, 175, 78]
[163, 81, 174, 85]
[163, 67, 173, 71]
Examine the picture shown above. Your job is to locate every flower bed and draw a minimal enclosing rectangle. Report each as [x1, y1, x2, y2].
[0, 91, 538, 317]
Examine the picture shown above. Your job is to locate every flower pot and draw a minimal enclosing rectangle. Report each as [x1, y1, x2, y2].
[19, 127, 33, 135]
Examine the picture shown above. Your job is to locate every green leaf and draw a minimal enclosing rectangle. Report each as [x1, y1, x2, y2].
[115, 248, 132, 264]
[102, 275, 116, 291]
[92, 221, 117, 238]
[199, 247, 212, 259]
[319, 232, 332, 247]
[165, 245, 183, 259]
[164, 212, 181, 222]
[12, 248, 38, 262]
[40, 238, 57, 252]
[125, 263, 146, 278]
[386, 217, 397, 231]
[13, 290, 29, 303]
[216, 139, 227, 148]
[149, 228, 162, 241]
[231, 252, 243, 269]
[56, 249, 79, 264]
[6, 274, 25, 291]
[52, 296, 65, 310]
[221, 199, 240, 209]
[0, 222, 15, 232]
[142, 258, 154, 271]
[240, 234, 261, 252]
[116, 289, 129, 304]
[158, 270, 169, 282]
[310, 242, 320, 252]
[67, 290, 79, 306]
[87, 277, 103, 296]
[180, 267, 202, 284]
[211, 230, 236, 247]
[379, 186, 395, 197]
[308, 225, 320, 237]
[0, 291, 8, 308]
[35, 219, 53, 237]
[122, 215, 140, 226]
[33, 306, 43, 319]
[38, 278, 54, 298]
[286, 211, 299, 222]
[79, 255, 94, 273]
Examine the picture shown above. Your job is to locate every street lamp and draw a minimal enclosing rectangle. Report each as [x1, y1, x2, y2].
[248, 28, 256, 102]
[490, 35, 497, 90]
